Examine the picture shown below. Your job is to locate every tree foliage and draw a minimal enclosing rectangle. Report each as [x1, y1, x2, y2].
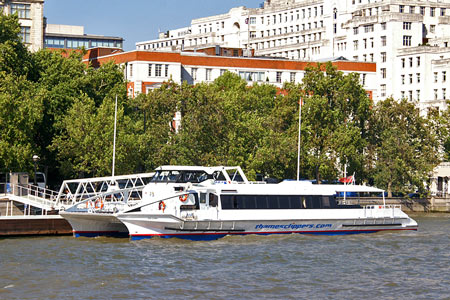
[370, 98, 440, 196]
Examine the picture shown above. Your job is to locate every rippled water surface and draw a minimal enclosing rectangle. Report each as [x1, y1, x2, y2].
[0, 214, 449, 299]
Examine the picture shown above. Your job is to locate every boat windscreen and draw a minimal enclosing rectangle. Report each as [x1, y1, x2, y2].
[151, 170, 212, 183]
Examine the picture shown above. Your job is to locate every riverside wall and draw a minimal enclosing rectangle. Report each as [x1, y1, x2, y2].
[344, 197, 450, 212]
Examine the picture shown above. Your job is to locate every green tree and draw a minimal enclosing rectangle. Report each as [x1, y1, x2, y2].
[50, 95, 139, 178]
[0, 73, 43, 172]
[299, 62, 372, 182]
[0, 13, 34, 79]
[370, 98, 440, 196]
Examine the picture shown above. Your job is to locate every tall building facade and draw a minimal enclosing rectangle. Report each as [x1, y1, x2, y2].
[0, 0, 44, 52]
[137, 0, 450, 112]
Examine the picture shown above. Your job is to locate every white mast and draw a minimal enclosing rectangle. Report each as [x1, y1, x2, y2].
[297, 97, 302, 181]
[112, 95, 118, 180]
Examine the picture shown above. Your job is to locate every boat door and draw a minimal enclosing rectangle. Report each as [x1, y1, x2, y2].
[199, 192, 208, 210]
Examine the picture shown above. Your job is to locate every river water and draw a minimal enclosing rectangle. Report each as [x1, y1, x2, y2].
[0, 214, 448, 300]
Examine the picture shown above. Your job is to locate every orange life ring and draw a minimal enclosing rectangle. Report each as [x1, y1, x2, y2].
[159, 201, 166, 212]
[179, 194, 188, 202]
[95, 198, 104, 209]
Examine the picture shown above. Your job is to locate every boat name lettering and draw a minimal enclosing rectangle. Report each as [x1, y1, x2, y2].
[255, 224, 332, 230]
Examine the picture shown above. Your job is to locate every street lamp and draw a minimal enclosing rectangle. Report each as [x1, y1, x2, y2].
[32, 155, 40, 185]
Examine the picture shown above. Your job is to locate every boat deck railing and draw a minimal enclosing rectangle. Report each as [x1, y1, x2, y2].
[363, 204, 402, 218]
[65, 185, 145, 213]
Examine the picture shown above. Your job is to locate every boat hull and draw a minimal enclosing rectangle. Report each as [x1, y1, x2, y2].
[60, 211, 128, 238]
[118, 213, 418, 241]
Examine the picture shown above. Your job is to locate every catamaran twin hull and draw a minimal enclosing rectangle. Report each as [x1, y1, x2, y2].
[118, 211, 418, 241]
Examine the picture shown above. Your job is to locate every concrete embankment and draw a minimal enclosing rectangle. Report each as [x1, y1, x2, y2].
[0, 199, 72, 237]
[0, 215, 72, 237]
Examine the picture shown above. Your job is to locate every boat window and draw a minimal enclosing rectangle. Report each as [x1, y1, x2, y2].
[200, 193, 206, 204]
[312, 195, 321, 209]
[151, 170, 212, 183]
[221, 194, 312, 209]
[221, 195, 233, 209]
[209, 193, 218, 207]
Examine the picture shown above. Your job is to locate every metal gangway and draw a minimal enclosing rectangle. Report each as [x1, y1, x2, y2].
[0, 172, 154, 216]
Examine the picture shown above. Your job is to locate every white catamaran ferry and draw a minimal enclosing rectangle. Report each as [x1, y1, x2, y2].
[60, 166, 250, 237]
[117, 174, 418, 241]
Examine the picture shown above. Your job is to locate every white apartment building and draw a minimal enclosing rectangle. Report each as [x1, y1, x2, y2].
[137, 0, 450, 112]
[0, 0, 44, 52]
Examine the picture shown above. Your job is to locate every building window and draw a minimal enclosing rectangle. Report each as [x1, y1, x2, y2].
[381, 84, 386, 97]
[155, 64, 162, 77]
[403, 35, 412, 46]
[381, 23, 386, 30]
[11, 3, 31, 19]
[333, 8, 337, 19]
[441, 8, 446, 16]
[403, 22, 411, 30]
[148, 64, 152, 76]
[434, 89, 438, 100]
[402, 58, 405, 68]
[191, 68, 197, 80]
[363, 39, 367, 49]
[409, 90, 413, 101]
[20, 26, 31, 43]
[250, 17, 256, 24]
[430, 25, 435, 34]
[206, 68, 212, 81]
[443, 71, 447, 82]
[276, 72, 282, 83]
[129, 64, 133, 77]
[443, 88, 447, 99]
[381, 52, 386, 62]
[353, 27, 359, 35]
[381, 68, 386, 79]
[416, 90, 420, 101]
[165, 64, 169, 77]
[401, 91, 405, 99]
[409, 74, 413, 84]
[399, 5, 404, 13]
[409, 6, 415, 14]
[333, 24, 337, 34]
[420, 6, 425, 15]
[401, 75, 405, 84]
[417, 56, 421, 67]
[353, 40, 358, 50]
[290, 72, 296, 83]
[364, 24, 374, 33]
[409, 57, 413, 67]
[381, 36, 386, 46]
[417, 73, 420, 83]
[361, 73, 366, 85]
[430, 7, 435, 17]
[434, 72, 438, 83]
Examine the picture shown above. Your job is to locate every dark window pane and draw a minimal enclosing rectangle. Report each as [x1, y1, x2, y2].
[268, 195, 279, 209]
[220, 195, 233, 209]
[255, 195, 268, 209]
[290, 196, 301, 208]
[279, 195, 290, 209]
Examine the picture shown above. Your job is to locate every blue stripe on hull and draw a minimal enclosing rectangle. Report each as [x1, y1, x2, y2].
[130, 228, 416, 241]
[74, 231, 129, 238]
